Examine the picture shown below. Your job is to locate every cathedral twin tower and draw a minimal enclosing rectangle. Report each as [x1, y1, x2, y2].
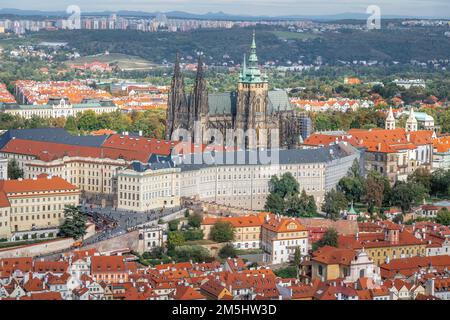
[165, 32, 309, 150]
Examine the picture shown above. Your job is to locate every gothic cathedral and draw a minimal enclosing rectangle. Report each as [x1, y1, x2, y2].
[165, 32, 311, 149]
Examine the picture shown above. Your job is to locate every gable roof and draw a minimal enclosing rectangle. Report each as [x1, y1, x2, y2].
[0, 176, 78, 195]
[91, 256, 127, 274]
[312, 246, 357, 266]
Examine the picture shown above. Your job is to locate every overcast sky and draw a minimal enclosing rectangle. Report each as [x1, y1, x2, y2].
[1, 0, 449, 18]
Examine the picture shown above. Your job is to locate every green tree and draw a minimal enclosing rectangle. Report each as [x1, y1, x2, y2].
[338, 160, 364, 203]
[364, 171, 390, 213]
[431, 169, 450, 197]
[64, 116, 78, 134]
[210, 221, 235, 243]
[77, 110, 99, 131]
[167, 231, 185, 251]
[322, 189, 348, 220]
[408, 168, 432, 194]
[168, 219, 180, 232]
[188, 213, 202, 228]
[182, 229, 204, 241]
[436, 208, 450, 226]
[172, 245, 211, 263]
[391, 182, 427, 214]
[7, 159, 24, 180]
[58, 205, 87, 241]
[274, 266, 297, 278]
[312, 228, 339, 251]
[265, 173, 315, 216]
[218, 244, 237, 259]
[293, 247, 302, 279]
[285, 190, 317, 217]
[264, 193, 285, 215]
[269, 173, 300, 198]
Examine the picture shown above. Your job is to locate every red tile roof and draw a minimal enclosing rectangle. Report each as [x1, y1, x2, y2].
[304, 128, 433, 154]
[262, 216, 307, 233]
[20, 292, 63, 300]
[33, 261, 69, 274]
[338, 229, 423, 250]
[380, 255, 450, 278]
[312, 246, 357, 266]
[91, 256, 127, 274]
[172, 286, 206, 300]
[0, 175, 78, 194]
[0, 257, 33, 276]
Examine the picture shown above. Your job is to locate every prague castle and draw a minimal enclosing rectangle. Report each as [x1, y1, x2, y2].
[165, 32, 311, 149]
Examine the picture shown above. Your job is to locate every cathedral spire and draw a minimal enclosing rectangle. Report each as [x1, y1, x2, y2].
[239, 31, 266, 84]
[248, 30, 258, 68]
[174, 52, 181, 78]
[196, 53, 203, 77]
[191, 52, 209, 119]
[166, 52, 189, 141]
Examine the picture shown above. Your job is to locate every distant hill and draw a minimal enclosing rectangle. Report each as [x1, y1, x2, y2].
[0, 8, 446, 21]
[28, 26, 450, 66]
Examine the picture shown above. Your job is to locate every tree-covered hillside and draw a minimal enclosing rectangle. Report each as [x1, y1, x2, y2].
[27, 26, 450, 65]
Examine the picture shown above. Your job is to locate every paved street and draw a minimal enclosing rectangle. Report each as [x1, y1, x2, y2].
[80, 204, 182, 245]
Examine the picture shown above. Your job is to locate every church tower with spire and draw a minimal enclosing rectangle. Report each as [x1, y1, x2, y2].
[166, 53, 189, 141]
[385, 107, 396, 130]
[405, 108, 418, 132]
[188, 54, 209, 142]
[235, 31, 270, 148]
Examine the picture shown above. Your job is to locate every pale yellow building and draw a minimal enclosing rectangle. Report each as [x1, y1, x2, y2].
[0, 175, 80, 240]
[117, 165, 180, 212]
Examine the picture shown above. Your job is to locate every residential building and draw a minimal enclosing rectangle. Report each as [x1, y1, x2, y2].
[14, 80, 112, 105]
[304, 127, 434, 185]
[311, 246, 381, 284]
[261, 214, 309, 264]
[425, 278, 450, 300]
[201, 213, 308, 264]
[137, 225, 165, 253]
[0, 174, 80, 240]
[384, 279, 425, 300]
[432, 136, 450, 170]
[90, 255, 136, 284]
[379, 255, 450, 279]
[201, 214, 264, 250]
[338, 222, 427, 265]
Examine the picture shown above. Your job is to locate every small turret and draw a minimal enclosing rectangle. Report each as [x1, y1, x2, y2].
[405, 107, 418, 132]
[385, 107, 396, 130]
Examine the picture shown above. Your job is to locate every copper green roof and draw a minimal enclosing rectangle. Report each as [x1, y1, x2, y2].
[206, 90, 292, 115]
[348, 202, 358, 215]
[239, 31, 267, 84]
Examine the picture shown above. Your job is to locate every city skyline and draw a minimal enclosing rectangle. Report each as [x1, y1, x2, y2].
[0, 0, 449, 18]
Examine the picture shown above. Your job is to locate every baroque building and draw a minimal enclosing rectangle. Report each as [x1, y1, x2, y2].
[165, 32, 312, 149]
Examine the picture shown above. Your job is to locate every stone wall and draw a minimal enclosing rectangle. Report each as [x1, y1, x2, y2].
[0, 238, 74, 258]
[83, 230, 140, 253]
